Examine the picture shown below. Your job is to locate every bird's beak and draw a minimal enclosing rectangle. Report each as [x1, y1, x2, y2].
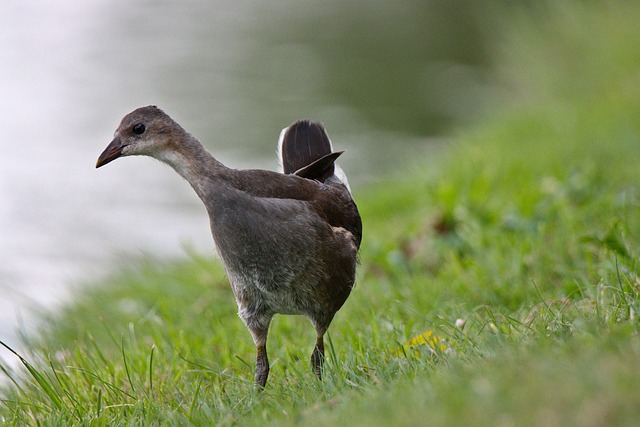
[96, 137, 125, 168]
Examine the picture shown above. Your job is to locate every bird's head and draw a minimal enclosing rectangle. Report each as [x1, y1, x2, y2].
[96, 105, 178, 168]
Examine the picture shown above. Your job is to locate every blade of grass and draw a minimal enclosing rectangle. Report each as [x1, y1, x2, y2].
[0, 341, 63, 410]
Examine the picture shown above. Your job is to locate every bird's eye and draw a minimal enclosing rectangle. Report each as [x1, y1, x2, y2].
[132, 123, 146, 135]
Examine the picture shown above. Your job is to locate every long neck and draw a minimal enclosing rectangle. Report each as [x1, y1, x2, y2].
[152, 132, 228, 202]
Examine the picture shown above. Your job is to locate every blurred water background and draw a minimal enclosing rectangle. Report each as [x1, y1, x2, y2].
[0, 0, 500, 359]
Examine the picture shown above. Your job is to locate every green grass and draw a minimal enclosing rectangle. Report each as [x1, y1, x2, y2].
[3, 1, 640, 425]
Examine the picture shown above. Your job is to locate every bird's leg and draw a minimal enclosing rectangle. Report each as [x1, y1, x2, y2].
[254, 344, 269, 389]
[310, 335, 325, 380]
[247, 319, 271, 389]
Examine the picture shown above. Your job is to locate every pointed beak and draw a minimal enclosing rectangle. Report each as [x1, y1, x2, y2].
[96, 137, 125, 168]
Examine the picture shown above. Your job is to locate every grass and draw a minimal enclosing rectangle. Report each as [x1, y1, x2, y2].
[3, 1, 640, 425]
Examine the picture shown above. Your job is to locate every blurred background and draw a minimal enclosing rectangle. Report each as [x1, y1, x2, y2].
[0, 0, 510, 357]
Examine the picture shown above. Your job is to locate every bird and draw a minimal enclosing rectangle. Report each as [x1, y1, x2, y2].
[96, 106, 362, 388]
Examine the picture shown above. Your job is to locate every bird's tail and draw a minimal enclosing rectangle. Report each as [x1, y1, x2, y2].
[277, 120, 350, 191]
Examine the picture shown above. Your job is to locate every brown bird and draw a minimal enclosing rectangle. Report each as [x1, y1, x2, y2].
[96, 106, 362, 388]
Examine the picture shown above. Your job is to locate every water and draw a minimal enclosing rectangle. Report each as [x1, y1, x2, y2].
[0, 0, 492, 363]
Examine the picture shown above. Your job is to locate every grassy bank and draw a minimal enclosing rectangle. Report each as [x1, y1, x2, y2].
[3, 1, 640, 425]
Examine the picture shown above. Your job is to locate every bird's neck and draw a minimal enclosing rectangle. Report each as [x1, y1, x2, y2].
[153, 133, 228, 201]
